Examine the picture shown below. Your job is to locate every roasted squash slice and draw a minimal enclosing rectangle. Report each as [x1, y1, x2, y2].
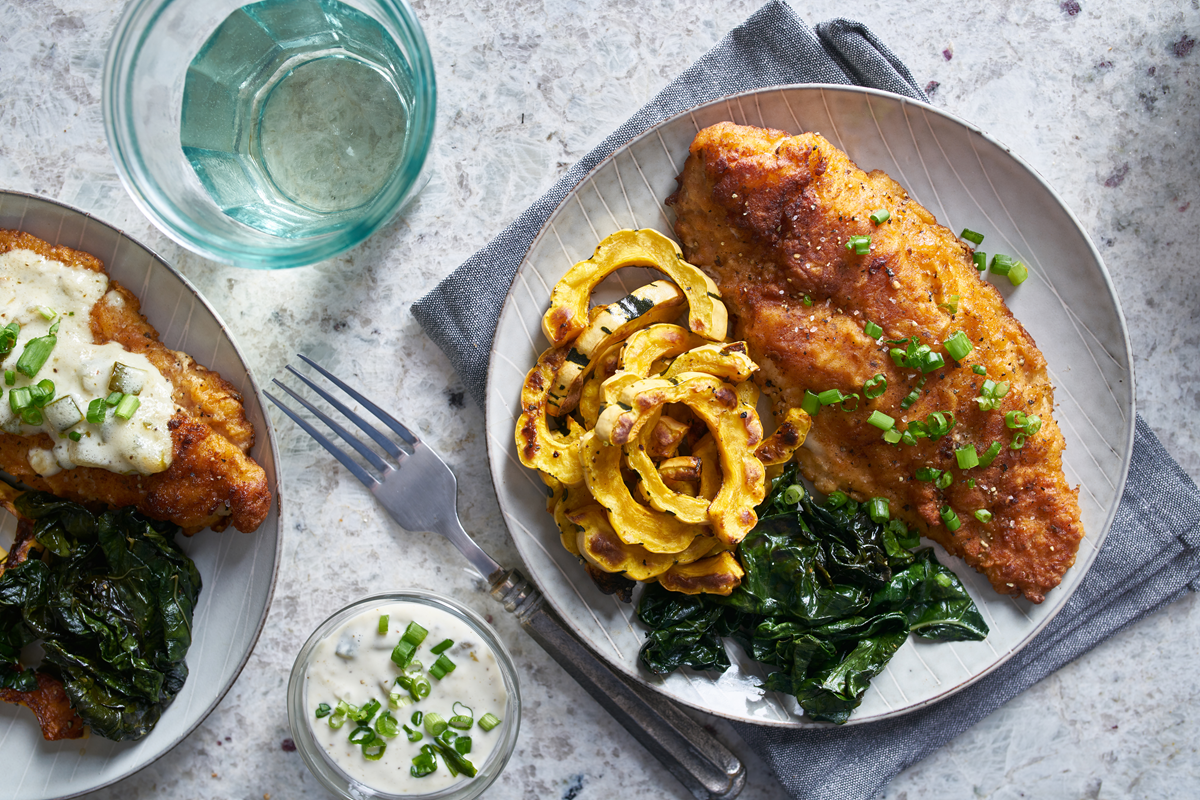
[692, 435, 722, 501]
[581, 431, 704, 554]
[596, 374, 766, 547]
[542, 229, 728, 346]
[645, 414, 690, 458]
[756, 407, 813, 466]
[626, 422, 710, 524]
[570, 505, 712, 581]
[620, 323, 707, 377]
[658, 456, 702, 482]
[515, 346, 586, 485]
[657, 551, 745, 596]
[661, 341, 757, 383]
[547, 281, 684, 416]
[735, 380, 761, 409]
[551, 481, 598, 557]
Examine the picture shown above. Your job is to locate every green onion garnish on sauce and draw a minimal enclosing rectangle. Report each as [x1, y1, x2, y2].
[68, 430, 82, 442]
[870, 209, 891, 225]
[944, 331, 973, 362]
[423, 712, 449, 738]
[960, 228, 984, 245]
[478, 713, 502, 732]
[0, 322, 19, 357]
[114, 394, 140, 420]
[315, 702, 332, 719]
[391, 621, 429, 668]
[403, 724, 423, 743]
[15, 331, 56, 378]
[378, 614, 389, 634]
[375, 710, 400, 738]
[411, 711, 423, 726]
[429, 654, 457, 680]
[430, 638, 454, 655]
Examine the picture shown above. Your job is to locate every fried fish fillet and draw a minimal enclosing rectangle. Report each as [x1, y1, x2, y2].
[0, 231, 270, 534]
[668, 122, 1083, 603]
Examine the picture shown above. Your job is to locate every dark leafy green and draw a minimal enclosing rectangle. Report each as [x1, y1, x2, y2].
[0, 492, 202, 740]
[636, 465, 987, 724]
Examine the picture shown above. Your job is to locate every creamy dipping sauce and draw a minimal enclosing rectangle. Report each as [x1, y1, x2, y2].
[304, 601, 509, 795]
[0, 248, 175, 476]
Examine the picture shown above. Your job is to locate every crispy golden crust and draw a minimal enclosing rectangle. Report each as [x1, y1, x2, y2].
[0, 230, 270, 533]
[668, 122, 1083, 604]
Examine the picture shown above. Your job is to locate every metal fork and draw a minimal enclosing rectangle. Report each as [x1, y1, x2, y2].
[266, 355, 745, 800]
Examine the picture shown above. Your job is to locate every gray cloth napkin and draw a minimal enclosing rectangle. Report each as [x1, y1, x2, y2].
[412, 3, 1200, 798]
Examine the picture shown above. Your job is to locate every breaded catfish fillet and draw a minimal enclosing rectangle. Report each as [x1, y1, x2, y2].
[0, 231, 270, 533]
[668, 122, 1083, 603]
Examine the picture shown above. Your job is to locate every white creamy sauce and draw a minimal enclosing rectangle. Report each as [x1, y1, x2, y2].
[0, 249, 175, 476]
[305, 601, 508, 794]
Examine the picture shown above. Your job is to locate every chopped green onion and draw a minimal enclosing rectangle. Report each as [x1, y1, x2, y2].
[1005, 410, 1028, 429]
[974, 509, 993, 523]
[388, 689, 413, 709]
[825, 491, 849, 509]
[430, 638, 454, 655]
[37, 306, 56, 321]
[0, 322, 19, 357]
[478, 713, 502, 732]
[977, 441, 1002, 468]
[864, 321, 883, 339]
[105, 391, 122, 406]
[845, 235, 871, 254]
[944, 331, 973, 362]
[867, 497, 889, 522]
[114, 394, 140, 420]
[803, 295, 813, 307]
[396, 664, 431, 701]
[915, 467, 942, 482]
[315, 702, 332, 719]
[68, 430, 82, 442]
[1008, 261, 1030, 285]
[870, 209, 891, 225]
[940, 505, 962, 532]
[86, 397, 106, 425]
[882, 428, 902, 444]
[424, 712, 449, 738]
[429, 654, 457, 680]
[15, 332, 56, 378]
[3, 370, 12, 386]
[362, 739, 387, 760]
[935, 471, 954, 490]
[391, 623, 428, 668]
[378, 614, 390, 635]
[356, 698, 381, 723]
[403, 724, 424, 743]
[925, 411, 956, 439]
[990, 254, 1014, 276]
[900, 377, 926, 410]
[967, 478, 976, 488]
[972, 364, 987, 375]
[375, 710, 400, 738]
[411, 711, 423, 726]
[955, 445, 979, 470]
[867, 410, 895, 431]
[454, 735, 473, 755]
[1023, 415, 1042, 436]
[328, 700, 355, 730]
[916, 349, 945, 373]
[348, 725, 376, 745]
[838, 392, 860, 413]
[410, 747, 437, 776]
[973, 251, 987, 271]
[801, 390, 821, 416]
[782, 484, 804, 506]
[817, 389, 844, 406]
[938, 294, 960, 314]
[448, 715, 474, 730]
[960, 228, 985, 245]
[863, 374, 887, 399]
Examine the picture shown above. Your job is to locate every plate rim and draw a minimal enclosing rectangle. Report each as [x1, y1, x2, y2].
[482, 84, 1136, 727]
[0, 188, 285, 791]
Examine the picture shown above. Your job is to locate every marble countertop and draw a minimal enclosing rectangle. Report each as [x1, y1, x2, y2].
[2, 0, 1199, 798]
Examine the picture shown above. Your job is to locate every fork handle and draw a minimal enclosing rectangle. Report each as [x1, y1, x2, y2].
[491, 569, 746, 800]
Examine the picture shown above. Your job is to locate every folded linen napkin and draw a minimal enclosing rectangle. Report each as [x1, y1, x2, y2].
[413, 3, 1200, 798]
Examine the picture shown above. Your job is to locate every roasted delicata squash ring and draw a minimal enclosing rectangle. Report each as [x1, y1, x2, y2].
[552, 481, 598, 556]
[548, 281, 685, 416]
[577, 344, 621, 428]
[570, 505, 713, 581]
[645, 414, 691, 458]
[597, 374, 766, 547]
[735, 380, 761, 409]
[542, 229, 728, 346]
[756, 407, 813, 466]
[662, 341, 757, 383]
[657, 551, 745, 596]
[581, 431, 704, 554]
[626, 423, 710, 524]
[658, 456, 702, 482]
[516, 346, 586, 485]
[620, 324, 708, 377]
[692, 435, 723, 501]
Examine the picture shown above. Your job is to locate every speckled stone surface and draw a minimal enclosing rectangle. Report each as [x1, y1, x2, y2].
[1, 0, 1199, 798]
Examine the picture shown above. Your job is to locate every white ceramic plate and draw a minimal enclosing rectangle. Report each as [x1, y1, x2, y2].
[484, 86, 1134, 727]
[0, 191, 281, 795]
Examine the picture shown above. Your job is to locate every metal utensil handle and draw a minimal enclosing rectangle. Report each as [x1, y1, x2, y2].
[492, 569, 746, 800]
